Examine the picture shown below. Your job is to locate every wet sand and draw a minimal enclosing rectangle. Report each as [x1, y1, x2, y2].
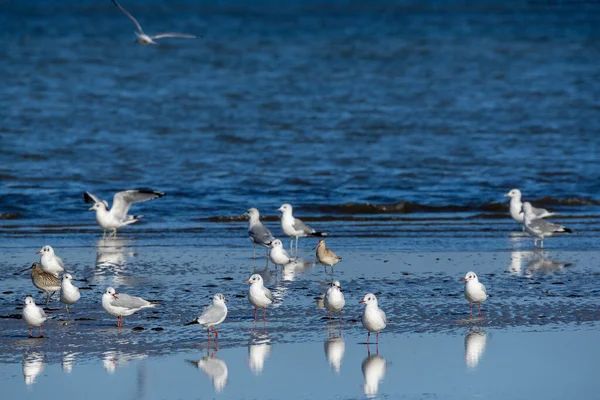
[1, 237, 599, 398]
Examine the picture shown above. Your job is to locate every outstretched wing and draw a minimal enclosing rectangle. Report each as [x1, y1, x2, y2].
[150, 32, 198, 40]
[112, 293, 150, 309]
[111, 0, 144, 33]
[249, 223, 275, 246]
[292, 217, 315, 235]
[110, 190, 165, 219]
[83, 192, 109, 208]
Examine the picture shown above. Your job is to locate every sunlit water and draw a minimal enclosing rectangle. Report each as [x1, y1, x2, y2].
[1, 0, 600, 398]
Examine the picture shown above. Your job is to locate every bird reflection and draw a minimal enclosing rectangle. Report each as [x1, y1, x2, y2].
[61, 352, 77, 374]
[22, 353, 45, 386]
[186, 349, 228, 393]
[526, 254, 571, 275]
[507, 250, 532, 276]
[102, 351, 147, 374]
[92, 239, 136, 287]
[324, 334, 345, 374]
[281, 258, 315, 282]
[464, 328, 487, 369]
[362, 346, 387, 398]
[248, 331, 272, 375]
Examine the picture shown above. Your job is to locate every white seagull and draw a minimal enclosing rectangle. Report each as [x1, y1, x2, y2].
[111, 0, 198, 45]
[324, 280, 345, 322]
[60, 273, 81, 316]
[101, 287, 157, 327]
[522, 202, 572, 248]
[244, 208, 275, 259]
[269, 239, 293, 267]
[462, 271, 487, 316]
[277, 203, 327, 254]
[185, 293, 228, 340]
[23, 296, 49, 338]
[36, 245, 65, 277]
[360, 293, 387, 344]
[245, 274, 274, 320]
[505, 188, 555, 227]
[83, 189, 165, 238]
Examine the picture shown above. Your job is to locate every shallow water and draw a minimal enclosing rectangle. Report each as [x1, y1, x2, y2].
[2, 0, 600, 398]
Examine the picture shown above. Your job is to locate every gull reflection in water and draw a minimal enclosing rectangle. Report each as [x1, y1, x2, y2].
[526, 253, 572, 275]
[464, 328, 488, 369]
[324, 334, 345, 374]
[102, 351, 147, 374]
[507, 251, 533, 276]
[62, 352, 78, 374]
[248, 331, 272, 375]
[93, 239, 136, 287]
[186, 349, 228, 393]
[362, 346, 387, 398]
[281, 258, 315, 282]
[23, 353, 45, 386]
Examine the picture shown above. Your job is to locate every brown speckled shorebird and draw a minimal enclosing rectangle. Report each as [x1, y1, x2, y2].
[315, 240, 342, 270]
[22, 262, 61, 305]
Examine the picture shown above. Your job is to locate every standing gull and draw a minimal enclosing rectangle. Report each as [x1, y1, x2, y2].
[324, 280, 345, 322]
[23, 296, 49, 338]
[315, 240, 341, 271]
[462, 271, 487, 316]
[245, 274, 274, 320]
[111, 0, 198, 45]
[277, 203, 327, 254]
[269, 239, 292, 268]
[84, 189, 165, 238]
[505, 189, 555, 227]
[360, 293, 387, 345]
[185, 293, 228, 340]
[244, 208, 275, 259]
[22, 262, 61, 305]
[522, 202, 571, 248]
[60, 274, 81, 316]
[37, 245, 65, 277]
[101, 287, 157, 327]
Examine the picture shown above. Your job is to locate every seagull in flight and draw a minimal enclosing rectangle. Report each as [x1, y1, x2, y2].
[111, 0, 198, 45]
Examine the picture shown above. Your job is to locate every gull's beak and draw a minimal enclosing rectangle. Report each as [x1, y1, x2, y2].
[88, 206, 95, 211]
[277, 207, 283, 212]
[245, 279, 251, 283]
[224, 297, 229, 302]
[504, 193, 510, 197]
[461, 277, 468, 281]
[35, 251, 41, 254]
[359, 300, 365, 303]
[112, 293, 119, 299]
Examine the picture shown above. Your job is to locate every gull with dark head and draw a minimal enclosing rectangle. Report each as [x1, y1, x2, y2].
[101, 287, 157, 327]
[522, 202, 572, 248]
[185, 293, 228, 341]
[462, 271, 487, 316]
[83, 189, 165, 238]
[111, 0, 198, 45]
[36, 245, 65, 277]
[277, 203, 327, 254]
[244, 208, 275, 258]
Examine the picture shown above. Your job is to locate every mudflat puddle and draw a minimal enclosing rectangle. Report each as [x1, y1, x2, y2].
[2, 327, 599, 399]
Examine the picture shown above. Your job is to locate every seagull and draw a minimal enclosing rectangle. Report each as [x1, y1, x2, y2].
[23, 296, 49, 338]
[269, 239, 292, 268]
[505, 189, 555, 228]
[360, 293, 387, 345]
[277, 203, 327, 254]
[22, 262, 61, 305]
[315, 240, 341, 270]
[111, 0, 198, 45]
[244, 208, 275, 259]
[522, 202, 572, 248]
[83, 189, 165, 238]
[245, 274, 274, 320]
[324, 280, 345, 322]
[185, 293, 228, 341]
[101, 287, 157, 327]
[60, 274, 81, 316]
[36, 245, 65, 277]
[462, 271, 487, 316]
